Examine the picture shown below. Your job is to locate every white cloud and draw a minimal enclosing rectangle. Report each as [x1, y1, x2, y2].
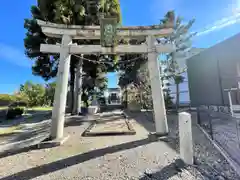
[196, 11, 240, 37]
[150, 0, 240, 37]
[0, 43, 32, 68]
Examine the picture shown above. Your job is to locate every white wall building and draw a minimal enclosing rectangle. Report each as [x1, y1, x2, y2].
[104, 87, 122, 105]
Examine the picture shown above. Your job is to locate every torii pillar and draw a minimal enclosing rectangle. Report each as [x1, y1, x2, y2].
[147, 35, 168, 135]
[51, 35, 72, 139]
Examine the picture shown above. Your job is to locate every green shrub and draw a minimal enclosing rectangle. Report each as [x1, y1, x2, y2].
[6, 107, 24, 119]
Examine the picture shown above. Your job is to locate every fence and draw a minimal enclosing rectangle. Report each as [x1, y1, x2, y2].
[197, 105, 240, 166]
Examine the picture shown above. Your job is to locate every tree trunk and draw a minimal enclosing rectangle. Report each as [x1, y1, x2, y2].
[69, 58, 76, 114]
[73, 59, 83, 115]
[176, 83, 180, 111]
[125, 87, 128, 109]
[139, 88, 143, 109]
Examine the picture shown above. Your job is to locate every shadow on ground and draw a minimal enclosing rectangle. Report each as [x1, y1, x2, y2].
[139, 159, 185, 180]
[0, 111, 52, 127]
[0, 115, 89, 149]
[125, 111, 180, 153]
[0, 137, 158, 180]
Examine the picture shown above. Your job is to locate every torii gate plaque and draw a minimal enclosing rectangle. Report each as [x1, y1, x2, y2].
[37, 19, 175, 142]
[100, 18, 117, 47]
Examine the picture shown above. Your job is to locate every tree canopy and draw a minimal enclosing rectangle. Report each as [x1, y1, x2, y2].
[118, 11, 195, 109]
[24, 0, 122, 110]
[161, 11, 196, 109]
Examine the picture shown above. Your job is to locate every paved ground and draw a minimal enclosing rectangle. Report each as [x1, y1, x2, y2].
[0, 110, 239, 179]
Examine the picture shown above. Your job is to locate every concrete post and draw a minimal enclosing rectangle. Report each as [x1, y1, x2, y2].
[51, 35, 72, 140]
[179, 112, 193, 164]
[228, 91, 234, 116]
[73, 59, 83, 115]
[147, 35, 168, 135]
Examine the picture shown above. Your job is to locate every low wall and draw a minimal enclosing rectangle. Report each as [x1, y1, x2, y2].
[127, 102, 141, 112]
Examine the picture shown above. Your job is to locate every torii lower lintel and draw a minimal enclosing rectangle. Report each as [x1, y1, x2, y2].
[40, 43, 175, 55]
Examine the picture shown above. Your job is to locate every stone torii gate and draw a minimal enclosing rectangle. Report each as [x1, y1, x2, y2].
[37, 19, 175, 141]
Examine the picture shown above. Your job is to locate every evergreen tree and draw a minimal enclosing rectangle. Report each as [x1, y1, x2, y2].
[24, 0, 121, 111]
[118, 11, 174, 108]
[160, 11, 196, 110]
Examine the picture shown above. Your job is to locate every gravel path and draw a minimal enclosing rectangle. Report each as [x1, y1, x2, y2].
[0, 110, 234, 180]
[139, 111, 240, 180]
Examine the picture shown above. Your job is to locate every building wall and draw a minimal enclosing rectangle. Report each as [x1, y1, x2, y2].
[187, 33, 240, 107]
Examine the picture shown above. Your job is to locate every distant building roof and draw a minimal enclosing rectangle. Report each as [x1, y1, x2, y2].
[108, 88, 120, 92]
[175, 48, 205, 68]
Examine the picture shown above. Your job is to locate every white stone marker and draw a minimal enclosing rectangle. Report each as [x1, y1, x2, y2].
[179, 112, 193, 164]
[51, 35, 72, 139]
[147, 35, 168, 135]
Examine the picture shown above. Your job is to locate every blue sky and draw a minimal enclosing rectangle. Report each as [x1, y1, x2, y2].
[0, 0, 240, 94]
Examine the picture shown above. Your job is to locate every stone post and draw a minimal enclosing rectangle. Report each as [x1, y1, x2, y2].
[228, 91, 233, 116]
[147, 35, 168, 135]
[179, 112, 193, 164]
[51, 35, 72, 140]
[73, 58, 83, 115]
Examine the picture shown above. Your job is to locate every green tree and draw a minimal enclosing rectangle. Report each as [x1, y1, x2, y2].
[24, 0, 121, 112]
[118, 11, 175, 108]
[19, 81, 46, 107]
[44, 81, 56, 106]
[160, 11, 196, 110]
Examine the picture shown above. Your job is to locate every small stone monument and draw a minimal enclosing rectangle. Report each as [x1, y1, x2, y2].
[179, 112, 193, 165]
[88, 98, 99, 114]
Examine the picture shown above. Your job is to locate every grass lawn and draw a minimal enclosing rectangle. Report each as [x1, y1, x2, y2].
[0, 106, 53, 111]
[0, 106, 7, 110]
[27, 107, 53, 111]
[0, 125, 21, 135]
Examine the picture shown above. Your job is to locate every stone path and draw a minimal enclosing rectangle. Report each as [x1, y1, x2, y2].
[0, 110, 207, 180]
[90, 116, 129, 132]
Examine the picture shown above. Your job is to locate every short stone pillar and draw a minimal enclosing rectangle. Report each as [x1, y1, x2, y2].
[179, 112, 193, 164]
[88, 99, 99, 115]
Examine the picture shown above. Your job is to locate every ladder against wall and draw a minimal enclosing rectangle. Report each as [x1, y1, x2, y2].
[225, 88, 240, 118]
[232, 105, 240, 118]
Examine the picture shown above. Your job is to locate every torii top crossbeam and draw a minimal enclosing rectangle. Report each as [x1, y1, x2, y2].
[37, 20, 175, 54]
[37, 20, 174, 39]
